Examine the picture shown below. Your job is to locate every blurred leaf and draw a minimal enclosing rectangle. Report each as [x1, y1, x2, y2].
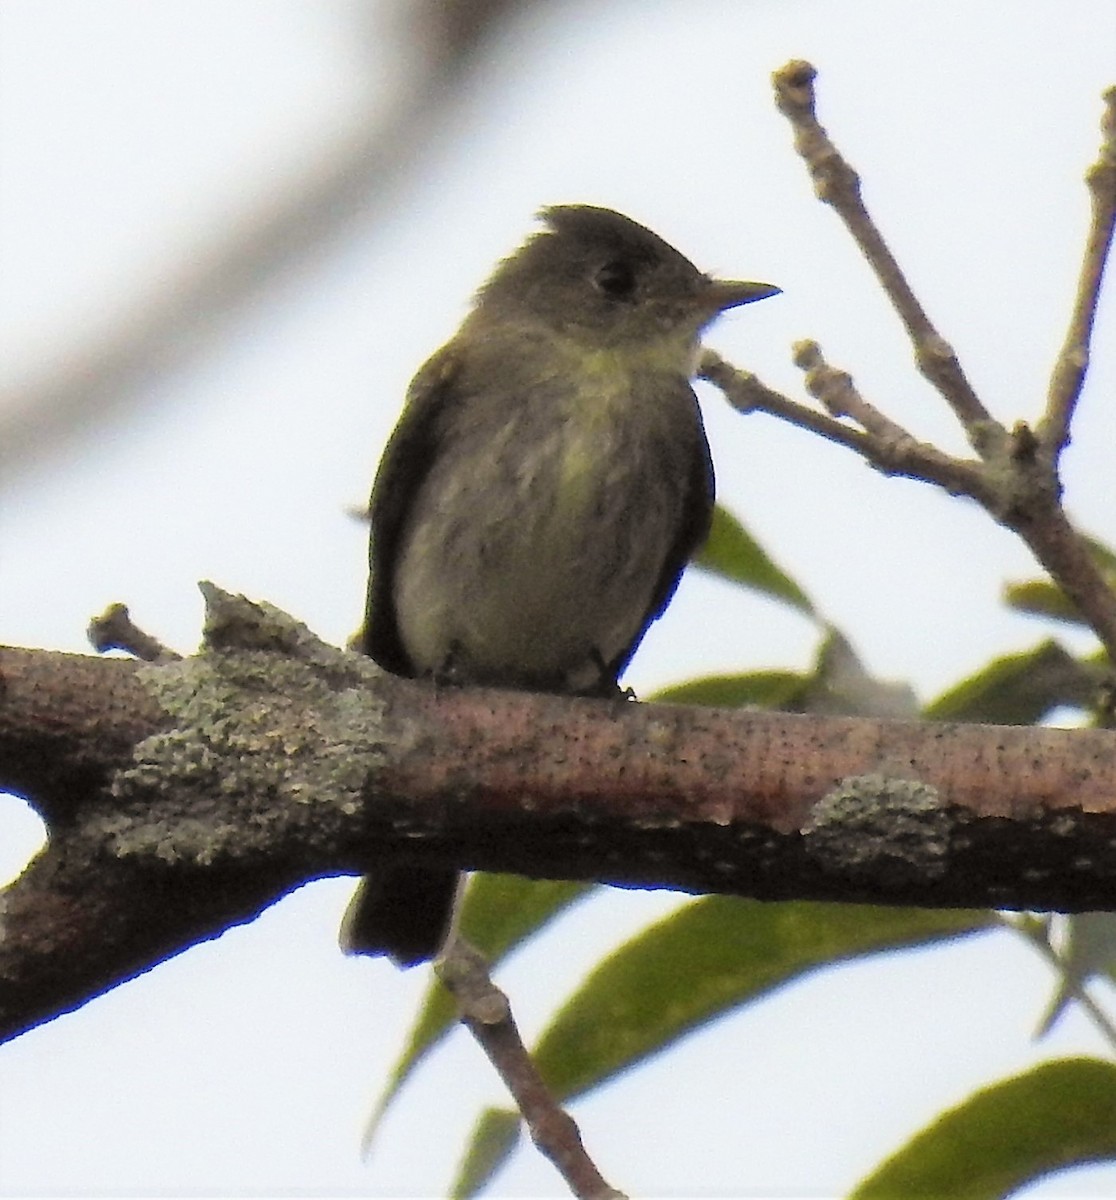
[529, 898, 993, 1103]
[364, 876, 590, 1152]
[693, 504, 815, 615]
[924, 640, 1096, 725]
[1035, 913, 1116, 1039]
[1085, 536, 1116, 574]
[1003, 579, 1085, 626]
[652, 629, 920, 718]
[651, 669, 807, 709]
[851, 1057, 1116, 1199]
[797, 628, 919, 718]
[450, 1107, 521, 1200]
[1004, 535, 1116, 631]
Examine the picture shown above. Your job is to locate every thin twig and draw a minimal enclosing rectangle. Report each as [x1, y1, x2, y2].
[700, 349, 875, 455]
[701, 348, 986, 502]
[1041, 86, 1116, 458]
[437, 938, 627, 1200]
[749, 63, 1116, 664]
[771, 60, 1000, 453]
[87, 603, 181, 663]
[793, 339, 918, 443]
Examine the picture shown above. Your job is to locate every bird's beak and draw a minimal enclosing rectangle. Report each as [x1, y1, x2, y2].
[704, 278, 782, 312]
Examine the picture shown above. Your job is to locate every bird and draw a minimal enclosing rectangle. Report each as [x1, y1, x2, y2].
[341, 204, 779, 965]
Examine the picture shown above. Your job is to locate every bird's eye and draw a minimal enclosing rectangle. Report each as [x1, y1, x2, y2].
[593, 259, 638, 299]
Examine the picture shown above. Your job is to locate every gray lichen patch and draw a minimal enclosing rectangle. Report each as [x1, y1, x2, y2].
[94, 586, 392, 867]
[802, 774, 951, 885]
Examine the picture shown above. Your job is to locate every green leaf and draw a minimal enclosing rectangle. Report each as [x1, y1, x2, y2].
[363, 876, 590, 1152]
[693, 504, 815, 615]
[851, 1057, 1116, 1199]
[1003, 579, 1085, 626]
[924, 640, 1096, 724]
[529, 898, 993, 1103]
[651, 669, 808, 709]
[1004, 535, 1116, 631]
[457, 875, 594, 962]
[450, 1107, 521, 1200]
[651, 630, 920, 718]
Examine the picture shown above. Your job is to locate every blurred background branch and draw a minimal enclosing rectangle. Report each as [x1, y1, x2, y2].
[0, 0, 535, 488]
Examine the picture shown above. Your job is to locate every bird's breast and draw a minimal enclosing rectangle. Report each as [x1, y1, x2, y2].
[392, 359, 702, 690]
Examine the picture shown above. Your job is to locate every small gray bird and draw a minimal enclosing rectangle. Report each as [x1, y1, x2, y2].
[342, 205, 779, 965]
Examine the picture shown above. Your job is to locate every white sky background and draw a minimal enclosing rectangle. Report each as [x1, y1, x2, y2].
[1, 0, 1115, 1196]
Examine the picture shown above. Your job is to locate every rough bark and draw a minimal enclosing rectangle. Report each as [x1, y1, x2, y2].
[3, 587, 1116, 1042]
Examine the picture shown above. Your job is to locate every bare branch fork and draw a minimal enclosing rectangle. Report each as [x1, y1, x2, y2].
[704, 64, 1116, 660]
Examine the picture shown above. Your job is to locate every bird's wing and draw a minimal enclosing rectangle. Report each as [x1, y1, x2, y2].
[362, 343, 463, 674]
[608, 382, 715, 682]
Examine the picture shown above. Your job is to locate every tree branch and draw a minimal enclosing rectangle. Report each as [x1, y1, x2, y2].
[710, 63, 1116, 665]
[5, 586, 1116, 1042]
[438, 938, 626, 1200]
[699, 350, 878, 459]
[771, 59, 998, 448]
[1040, 86, 1116, 458]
